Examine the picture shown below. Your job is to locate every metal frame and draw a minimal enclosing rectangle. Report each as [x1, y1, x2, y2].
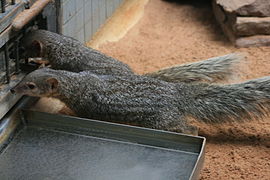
[0, 96, 37, 150]
[0, 0, 57, 84]
[0, 0, 57, 125]
[0, 1, 24, 33]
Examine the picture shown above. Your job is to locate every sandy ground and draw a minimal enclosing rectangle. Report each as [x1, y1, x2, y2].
[95, 0, 270, 179]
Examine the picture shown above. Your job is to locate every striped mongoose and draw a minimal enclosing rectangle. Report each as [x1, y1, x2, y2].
[11, 68, 270, 135]
[21, 29, 242, 83]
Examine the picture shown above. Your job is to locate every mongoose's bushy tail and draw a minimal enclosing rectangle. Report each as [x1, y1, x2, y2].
[146, 53, 244, 83]
[183, 76, 270, 123]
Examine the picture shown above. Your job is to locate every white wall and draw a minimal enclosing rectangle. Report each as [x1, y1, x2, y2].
[60, 0, 123, 43]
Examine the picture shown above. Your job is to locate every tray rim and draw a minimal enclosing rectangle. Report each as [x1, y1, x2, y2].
[23, 109, 206, 152]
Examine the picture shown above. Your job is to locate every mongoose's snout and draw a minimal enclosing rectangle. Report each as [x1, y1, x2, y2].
[10, 84, 24, 95]
[9, 81, 38, 96]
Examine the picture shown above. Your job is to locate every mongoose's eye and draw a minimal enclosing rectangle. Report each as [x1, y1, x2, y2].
[26, 83, 36, 90]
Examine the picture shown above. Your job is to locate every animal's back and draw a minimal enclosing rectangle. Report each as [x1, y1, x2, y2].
[75, 74, 182, 127]
[23, 30, 134, 75]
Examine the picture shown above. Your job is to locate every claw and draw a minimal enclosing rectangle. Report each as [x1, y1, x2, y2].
[28, 58, 50, 66]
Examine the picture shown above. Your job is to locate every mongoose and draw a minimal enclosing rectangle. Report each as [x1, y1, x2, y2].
[11, 68, 270, 135]
[21, 29, 242, 83]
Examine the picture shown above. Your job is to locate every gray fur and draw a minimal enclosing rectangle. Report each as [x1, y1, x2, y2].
[22, 30, 242, 83]
[22, 30, 133, 76]
[146, 53, 244, 83]
[12, 68, 270, 134]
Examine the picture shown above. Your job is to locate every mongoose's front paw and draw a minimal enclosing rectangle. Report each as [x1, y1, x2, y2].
[28, 58, 50, 67]
[58, 106, 77, 116]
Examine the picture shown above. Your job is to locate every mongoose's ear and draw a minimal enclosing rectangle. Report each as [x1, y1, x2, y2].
[46, 78, 59, 92]
[31, 40, 44, 56]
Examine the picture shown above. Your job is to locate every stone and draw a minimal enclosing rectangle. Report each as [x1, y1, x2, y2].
[237, 0, 270, 17]
[236, 35, 270, 47]
[213, 0, 270, 47]
[234, 17, 270, 36]
[212, 0, 237, 42]
[216, 0, 270, 17]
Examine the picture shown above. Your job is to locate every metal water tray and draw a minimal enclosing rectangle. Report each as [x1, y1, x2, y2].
[0, 98, 205, 180]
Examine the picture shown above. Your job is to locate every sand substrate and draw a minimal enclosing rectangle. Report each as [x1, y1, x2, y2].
[95, 0, 270, 179]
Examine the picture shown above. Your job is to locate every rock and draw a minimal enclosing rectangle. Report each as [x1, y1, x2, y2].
[236, 35, 270, 47]
[216, 0, 270, 17]
[234, 17, 270, 36]
[213, 0, 270, 47]
[212, 0, 237, 42]
[237, 0, 270, 17]
[216, 0, 254, 13]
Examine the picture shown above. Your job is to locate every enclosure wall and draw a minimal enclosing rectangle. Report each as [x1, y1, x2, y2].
[59, 0, 124, 43]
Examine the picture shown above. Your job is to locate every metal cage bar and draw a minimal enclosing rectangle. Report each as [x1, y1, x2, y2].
[1, 0, 6, 13]
[14, 39, 20, 73]
[4, 44, 10, 83]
